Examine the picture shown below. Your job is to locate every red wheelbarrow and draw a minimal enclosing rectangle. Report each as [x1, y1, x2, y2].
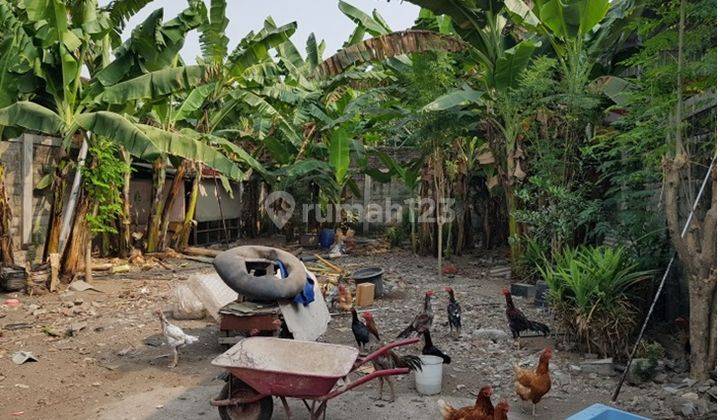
[210, 336, 420, 419]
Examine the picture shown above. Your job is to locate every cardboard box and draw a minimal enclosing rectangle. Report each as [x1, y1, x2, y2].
[356, 283, 375, 307]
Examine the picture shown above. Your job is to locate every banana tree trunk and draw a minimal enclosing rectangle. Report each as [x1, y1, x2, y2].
[61, 194, 91, 275]
[176, 162, 200, 250]
[505, 185, 521, 268]
[44, 157, 68, 260]
[145, 158, 166, 253]
[0, 164, 15, 265]
[158, 161, 188, 251]
[118, 148, 132, 258]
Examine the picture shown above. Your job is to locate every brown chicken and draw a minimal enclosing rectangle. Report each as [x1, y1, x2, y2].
[439, 392, 510, 420]
[362, 311, 380, 341]
[337, 283, 353, 312]
[397, 290, 435, 338]
[514, 347, 552, 417]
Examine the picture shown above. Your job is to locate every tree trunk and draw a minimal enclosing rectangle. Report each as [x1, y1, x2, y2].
[176, 162, 200, 250]
[506, 187, 521, 266]
[61, 194, 91, 275]
[145, 158, 166, 252]
[44, 157, 68, 260]
[241, 175, 261, 238]
[409, 195, 417, 253]
[117, 148, 132, 258]
[0, 164, 15, 265]
[663, 153, 716, 379]
[688, 274, 716, 378]
[158, 161, 188, 251]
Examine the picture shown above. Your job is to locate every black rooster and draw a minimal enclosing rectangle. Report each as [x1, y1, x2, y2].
[445, 287, 462, 336]
[422, 330, 451, 364]
[351, 308, 370, 351]
[502, 288, 550, 338]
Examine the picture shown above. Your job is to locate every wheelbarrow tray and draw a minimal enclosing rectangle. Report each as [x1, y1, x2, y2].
[211, 337, 359, 398]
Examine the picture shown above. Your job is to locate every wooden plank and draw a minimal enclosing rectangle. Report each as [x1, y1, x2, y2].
[49, 253, 59, 292]
[21, 135, 33, 246]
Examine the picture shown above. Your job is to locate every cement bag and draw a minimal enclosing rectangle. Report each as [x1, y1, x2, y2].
[172, 284, 205, 320]
[213, 245, 306, 302]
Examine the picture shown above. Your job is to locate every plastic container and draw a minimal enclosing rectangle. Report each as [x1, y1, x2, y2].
[319, 228, 335, 249]
[415, 355, 443, 395]
[351, 267, 384, 298]
[566, 403, 649, 420]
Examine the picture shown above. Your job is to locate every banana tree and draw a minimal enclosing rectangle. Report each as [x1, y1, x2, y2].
[404, 1, 539, 266]
[0, 0, 243, 272]
[371, 151, 422, 252]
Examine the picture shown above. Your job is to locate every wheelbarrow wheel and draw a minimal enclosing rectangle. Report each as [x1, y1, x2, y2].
[217, 378, 273, 420]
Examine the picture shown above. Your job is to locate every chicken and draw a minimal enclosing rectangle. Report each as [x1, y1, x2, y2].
[422, 330, 451, 364]
[445, 287, 462, 336]
[351, 308, 370, 351]
[442, 263, 458, 276]
[337, 283, 353, 312]
[439, 391, 510, 420]
[502, 288, 549, 339]
[514, 347, 552, 417]
[362, 311, 380, 341]
[155, 309, 198, 368]
[397, 290, 435, 338]
[372, 350, 423, 401]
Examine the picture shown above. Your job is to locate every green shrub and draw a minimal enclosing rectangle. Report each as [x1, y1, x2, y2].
[515, 235, 550, 281]
[384, 226, 405, 247]
[540, 245, 654, 358]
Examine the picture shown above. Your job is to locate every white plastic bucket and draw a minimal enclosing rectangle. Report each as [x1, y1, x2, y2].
[415, 355, 443, 395]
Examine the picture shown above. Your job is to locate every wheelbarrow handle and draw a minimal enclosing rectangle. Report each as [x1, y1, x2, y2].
[357, 337, 420, 366]
[318, 368, 410, 402]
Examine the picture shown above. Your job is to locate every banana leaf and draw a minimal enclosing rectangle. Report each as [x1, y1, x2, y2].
[75, 112, 160, 161]
[0, 101, 64, 134]
[99, 65, 215, 104]
[136, 123, 243, 180]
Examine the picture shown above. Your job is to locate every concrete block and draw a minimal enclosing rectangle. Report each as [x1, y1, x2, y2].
[511, 282, 536, 298]
[580, 358, 615, 376]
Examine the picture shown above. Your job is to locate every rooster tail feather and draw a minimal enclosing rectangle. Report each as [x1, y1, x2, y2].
[528, 320, 550, 335]
[397, 354, 423, 371]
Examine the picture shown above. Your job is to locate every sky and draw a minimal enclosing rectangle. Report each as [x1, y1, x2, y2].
[100, 0, 421, 62]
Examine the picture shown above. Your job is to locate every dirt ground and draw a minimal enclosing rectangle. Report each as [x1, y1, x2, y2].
[0, 244, 714, 419]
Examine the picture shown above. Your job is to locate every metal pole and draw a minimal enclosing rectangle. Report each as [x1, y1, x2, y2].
[612, 156, 715, 401]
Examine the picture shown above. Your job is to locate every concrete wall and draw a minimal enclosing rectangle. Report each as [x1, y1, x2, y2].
[196, 180, 242, 222]
[0, 134, 60, 261]
[129, 178, 185, 229]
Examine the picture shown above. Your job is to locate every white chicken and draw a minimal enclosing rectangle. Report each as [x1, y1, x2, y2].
[155, 309, 198, 368]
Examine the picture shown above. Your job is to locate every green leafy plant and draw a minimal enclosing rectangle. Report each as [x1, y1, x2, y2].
[82, 138, 131, 234]
[384, 225, 406, 247]
[515, 176, 602, 253]
[540, 245, 654, 358]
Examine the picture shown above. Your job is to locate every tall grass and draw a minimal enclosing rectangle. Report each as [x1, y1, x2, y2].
[540, 246, 654, 358]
